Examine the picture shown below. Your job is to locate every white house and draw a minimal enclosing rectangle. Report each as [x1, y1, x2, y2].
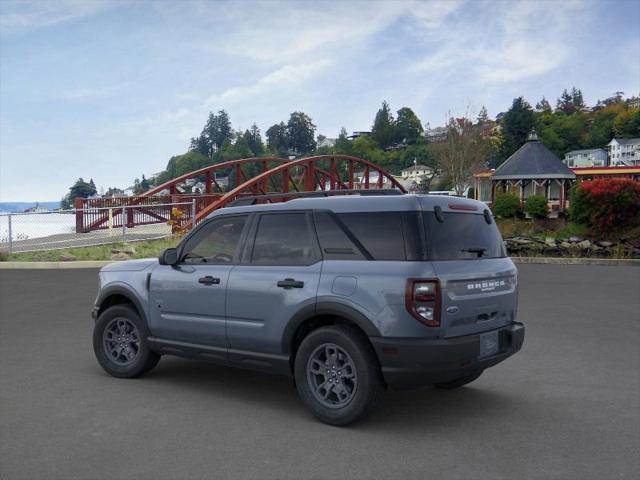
[608, 138, 640, 166]
[401, 163, 435, 180]
[563, 148, 608, 168]
[317, 137, 337, 148]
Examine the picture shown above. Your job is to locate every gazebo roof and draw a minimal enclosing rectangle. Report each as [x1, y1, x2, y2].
[493, 131, 576, 180]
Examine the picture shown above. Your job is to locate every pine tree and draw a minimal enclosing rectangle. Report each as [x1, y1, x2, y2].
[371, 101, 395, 148]
[536, 97, 552, 113]
[499, 97, 535, 164]
[477, 106, 490, 124]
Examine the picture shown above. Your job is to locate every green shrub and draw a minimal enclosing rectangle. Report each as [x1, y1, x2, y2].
[492, 193, 521, 218]
[524, 195, 549, 219]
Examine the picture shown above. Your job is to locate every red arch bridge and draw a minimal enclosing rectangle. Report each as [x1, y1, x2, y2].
[75, 155, 407, 233]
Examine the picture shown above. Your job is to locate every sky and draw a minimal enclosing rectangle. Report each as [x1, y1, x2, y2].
[0, 0, 639, 202]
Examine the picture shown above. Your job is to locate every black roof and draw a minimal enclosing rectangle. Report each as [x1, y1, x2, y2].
[493, 131, 576, 180]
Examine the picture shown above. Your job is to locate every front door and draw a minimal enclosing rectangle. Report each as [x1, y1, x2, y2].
[149, 214, 249, 351]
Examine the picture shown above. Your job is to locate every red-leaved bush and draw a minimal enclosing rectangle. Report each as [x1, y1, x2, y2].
[570, 178, 640, 234]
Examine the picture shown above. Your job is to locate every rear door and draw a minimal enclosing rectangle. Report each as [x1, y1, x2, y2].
[423, 211, 518, 339]
[225, 211, 321, 371]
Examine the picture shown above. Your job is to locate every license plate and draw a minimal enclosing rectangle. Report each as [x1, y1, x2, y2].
[479, 331, 499, 358]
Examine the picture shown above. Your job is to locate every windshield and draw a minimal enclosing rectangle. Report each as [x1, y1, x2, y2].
[423, 212, 506, 260]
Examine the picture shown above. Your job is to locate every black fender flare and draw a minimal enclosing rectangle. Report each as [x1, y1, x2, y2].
[95, 284, 148, 326]
[281, 301, 381, 354]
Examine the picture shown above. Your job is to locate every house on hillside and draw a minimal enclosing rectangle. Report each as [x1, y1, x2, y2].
[608, 138, 640, 166]
[474, 130, 576, 217]
[317, 137, 337, 148]
[563, 148, 608, 168]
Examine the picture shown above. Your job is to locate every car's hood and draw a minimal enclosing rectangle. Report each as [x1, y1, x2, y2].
[100, 258, 158, 272]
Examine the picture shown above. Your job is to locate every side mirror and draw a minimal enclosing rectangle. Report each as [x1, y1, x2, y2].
[159, 247, 178, 266]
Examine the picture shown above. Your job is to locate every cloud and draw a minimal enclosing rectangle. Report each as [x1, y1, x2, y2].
[0, 0, 115, 35]
[412, 0, 585, 84]
[205, 59, 333, 105]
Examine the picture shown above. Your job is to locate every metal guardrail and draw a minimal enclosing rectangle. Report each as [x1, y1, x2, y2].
[0, 201, 195, 254]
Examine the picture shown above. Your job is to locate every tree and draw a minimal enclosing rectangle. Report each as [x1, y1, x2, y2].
[556, 89, 575, 114]
[243, 123, 264, 156]
[200, 110, 233, 155]
[371, 101, 395, 148]
[571, 87, 585, 111]
[431, 115, 490, 196]
[499, 97, 535, 163]
[286, 111, 316, 155]
[335, 127, 352, 154]
[266, 122, 289, 156]
[613, 109, 640, 137]
[395, 107, 424, 144]
[535, 97, 552, 113]
[62, 177, 97, 208]
[477, 106, 490, 124]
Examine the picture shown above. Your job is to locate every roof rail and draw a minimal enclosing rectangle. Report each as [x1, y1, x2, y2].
[227, 189, 404, 207]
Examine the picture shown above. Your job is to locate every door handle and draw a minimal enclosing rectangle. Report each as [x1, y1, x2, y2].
[198, 276, 220, 285]
[277, 278, 304, 289]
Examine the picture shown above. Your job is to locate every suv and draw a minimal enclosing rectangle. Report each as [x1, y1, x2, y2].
[92, 193, 524, 425]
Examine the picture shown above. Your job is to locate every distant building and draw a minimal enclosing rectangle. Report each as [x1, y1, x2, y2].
[608, 138, 640, 166]
[401, 163, 435, 180]
[563, 148, 608, 168]
[424, 126, 447, 143]
[347, 131, 371, 140]
[317, 137, 337, 148]
[572, 166, 640, 181]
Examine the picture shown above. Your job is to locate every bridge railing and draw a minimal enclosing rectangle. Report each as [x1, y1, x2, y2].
[74, 194, 222, 233]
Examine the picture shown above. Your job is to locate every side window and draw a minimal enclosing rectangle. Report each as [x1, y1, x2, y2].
[181, 215, 247, 264]
[251, 213, 317, 265]
[336, 212, 406, 261]
[313, 211, 366, 260]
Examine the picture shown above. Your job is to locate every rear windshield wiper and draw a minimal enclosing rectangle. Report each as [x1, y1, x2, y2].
[460, 247, 487, 258]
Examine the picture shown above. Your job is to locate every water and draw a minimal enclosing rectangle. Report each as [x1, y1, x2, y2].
[0, 212, 76, 243]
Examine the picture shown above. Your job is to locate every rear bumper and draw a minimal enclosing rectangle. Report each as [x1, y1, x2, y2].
[371, 323, 525, 390]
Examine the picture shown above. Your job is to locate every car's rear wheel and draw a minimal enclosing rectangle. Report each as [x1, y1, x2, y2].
[433, 369, 483, 389]
[93, 304, 160, 378]
[294, 325, 384, 426]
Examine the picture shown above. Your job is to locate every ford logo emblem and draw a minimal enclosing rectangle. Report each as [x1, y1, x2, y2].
[446, 306, 459, 314]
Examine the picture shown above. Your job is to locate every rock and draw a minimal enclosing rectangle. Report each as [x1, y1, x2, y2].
[560, 242, 572, 249]
[577, 240, 591, 249]
[59, 253, 76, 262]
[569, 236, 582, 243]
[545, 237, 556, 246]
[596, 241, 614, 248]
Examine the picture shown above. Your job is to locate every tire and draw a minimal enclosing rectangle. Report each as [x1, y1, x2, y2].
[93, 304, 160, 378]
[433, 370, 483, 389]
[294, 325, 384, 426]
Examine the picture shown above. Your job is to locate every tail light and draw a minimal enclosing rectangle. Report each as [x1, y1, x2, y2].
[405, 279, 441, 327]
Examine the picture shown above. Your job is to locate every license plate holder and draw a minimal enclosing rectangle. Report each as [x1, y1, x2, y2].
[479, 331, 499, 358]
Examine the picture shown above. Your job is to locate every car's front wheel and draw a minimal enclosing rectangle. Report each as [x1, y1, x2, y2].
[93, 304, 160, 378]
[294, 325, 384, 426]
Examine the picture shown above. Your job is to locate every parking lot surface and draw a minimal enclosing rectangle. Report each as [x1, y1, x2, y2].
[1, 265, 638, 480]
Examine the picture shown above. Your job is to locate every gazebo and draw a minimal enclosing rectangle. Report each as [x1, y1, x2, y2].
[474, 130, 576, 216]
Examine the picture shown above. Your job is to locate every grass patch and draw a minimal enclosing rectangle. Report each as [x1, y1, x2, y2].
[3, 236, 181, 262]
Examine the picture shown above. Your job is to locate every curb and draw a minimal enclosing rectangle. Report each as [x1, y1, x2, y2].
[0, 261, 113, 269]
[511, 257, 640, 266]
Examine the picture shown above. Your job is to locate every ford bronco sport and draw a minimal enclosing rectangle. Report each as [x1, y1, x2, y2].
[92, 192, 524, 425]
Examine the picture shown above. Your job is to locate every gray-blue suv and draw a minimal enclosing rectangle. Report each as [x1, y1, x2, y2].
[92, 193, 524, 425]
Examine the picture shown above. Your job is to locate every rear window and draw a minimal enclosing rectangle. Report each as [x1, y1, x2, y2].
[424, 212, 505, 260]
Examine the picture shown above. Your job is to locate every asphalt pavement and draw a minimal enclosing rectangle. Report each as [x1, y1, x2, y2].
[1, 265, 638, 480]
